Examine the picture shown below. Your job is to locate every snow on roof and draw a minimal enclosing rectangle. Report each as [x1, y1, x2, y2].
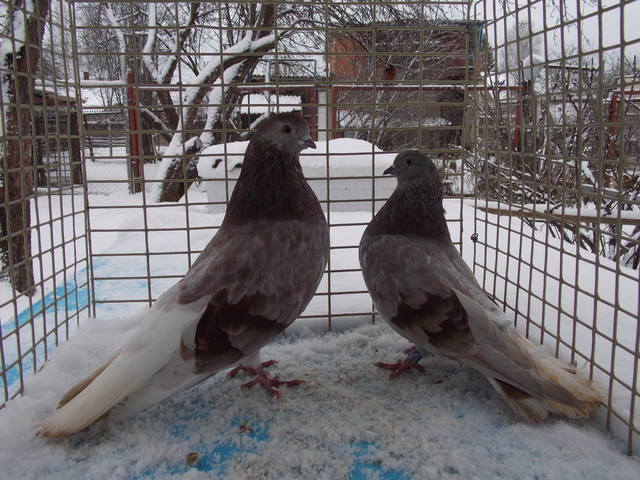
[239, 94, 302, 114]
[197, 138, 395, 179]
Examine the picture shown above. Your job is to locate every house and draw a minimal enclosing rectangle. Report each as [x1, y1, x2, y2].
[325, 20, 485, 151]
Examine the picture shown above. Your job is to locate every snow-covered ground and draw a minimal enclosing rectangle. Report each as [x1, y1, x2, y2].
[0, 185, 639, 478]
[197, 138, 474, 212]
[1, 320, 639, 480]
[85, 147, 161, 195]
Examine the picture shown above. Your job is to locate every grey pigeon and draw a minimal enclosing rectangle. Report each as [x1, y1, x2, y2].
[359, 150, 602, 422]
[40, 113, 329, 437]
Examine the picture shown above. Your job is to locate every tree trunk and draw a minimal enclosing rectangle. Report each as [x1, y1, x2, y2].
[155, 137, 202, 203]
[155, 2, 276, 203]
[0, 0, 50, 295]
[156, 58, 262, 203]
[138, 59, 159, 164]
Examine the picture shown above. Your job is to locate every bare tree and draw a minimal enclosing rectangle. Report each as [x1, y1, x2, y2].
[75, 2, 474, 202]
[148, 2, 294, 202]
[331, 20, 475, 152]
[471, 54, 640, 269]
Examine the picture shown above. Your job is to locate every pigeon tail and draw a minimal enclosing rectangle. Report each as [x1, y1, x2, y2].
[485, 357, 601, 423]
[38, 305, 201, 438]
[453, 289, 603, 422]
[515, 335, 603, 419]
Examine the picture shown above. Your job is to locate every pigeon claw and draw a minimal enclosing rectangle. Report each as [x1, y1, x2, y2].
[240, 368, 304, 397]
[226, 360, 278, 378]
[375, 358, 426, 379]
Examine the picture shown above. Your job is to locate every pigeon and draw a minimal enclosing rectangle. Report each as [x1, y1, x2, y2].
[359, 150, 602, 422]
[39, 113, 329, 437]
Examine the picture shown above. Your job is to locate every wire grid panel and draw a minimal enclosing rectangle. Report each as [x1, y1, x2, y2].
[0, 0, 89, 406]
[75, 1, 473, 328]
[472, 0, 640, 454]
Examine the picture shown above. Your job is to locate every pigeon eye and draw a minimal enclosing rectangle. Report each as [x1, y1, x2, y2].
[282, 124, 292, 134]
[406, 159, 413, 165]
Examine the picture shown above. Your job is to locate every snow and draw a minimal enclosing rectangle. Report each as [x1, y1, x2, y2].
[197, 138, 396, 212]
[198, 138, 393, 180]
[149, 129, 194, 202]
[0, 0, 29, 159]
[81, 89, 105, 108]
[105, 4, 127, 83]
[478, 201, 640, 222]
[239, 94, 301, 114]
[0, 313, 638, 478]
[142, 3, 158, 80]
[84, 149, 160, 195]
[79, 80, 129, 87]
[422, 117, 451, 127]
[196, 141, 248, 178]
[1, 188, 639, 477]
[198, 63, 243, 148]
[150, 26, 280, 202]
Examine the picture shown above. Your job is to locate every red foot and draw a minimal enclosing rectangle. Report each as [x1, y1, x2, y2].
[227, 360, 277, 378]
[227, 361, 303, 397]
[376, 348, 425, 379]
[242, 369, 304, 397]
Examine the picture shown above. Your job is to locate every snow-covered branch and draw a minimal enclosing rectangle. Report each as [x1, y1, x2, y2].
[140, 108, 172, 141]
[141, 2, 158, 80]
[104, 4, 127, 81]
[199, 62, 243, 148]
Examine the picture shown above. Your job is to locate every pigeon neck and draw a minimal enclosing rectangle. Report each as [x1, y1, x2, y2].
[368, 177, 450, 239]
[225, 145, 320, 222]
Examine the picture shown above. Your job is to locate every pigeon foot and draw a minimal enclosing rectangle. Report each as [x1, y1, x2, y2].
[376, 347, 425, 378]
[227, 361, 303, 397]
[227, 360, 277, 378]
[241, 368, 304, 397]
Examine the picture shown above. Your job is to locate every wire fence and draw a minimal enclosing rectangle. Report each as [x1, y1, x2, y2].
[472, 0, 640, 454]
[0, 0, 638, 455]
[0, 0, 89, 406]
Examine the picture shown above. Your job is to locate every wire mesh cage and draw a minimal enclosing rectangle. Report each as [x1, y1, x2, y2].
[471, 0, 640, 453]
[0, 0, 638, 461]
[0, 0, 88, 405]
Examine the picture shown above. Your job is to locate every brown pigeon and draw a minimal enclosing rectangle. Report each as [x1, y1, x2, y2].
[359, 150, 602, 422]
[40, 113, 329, 437]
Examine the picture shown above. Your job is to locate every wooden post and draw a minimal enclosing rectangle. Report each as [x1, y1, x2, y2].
[127, 70, 142, 193]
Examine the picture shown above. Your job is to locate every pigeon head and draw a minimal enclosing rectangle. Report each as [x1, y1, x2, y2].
[364, 150, 447, 238]
[252, 112, 316, 157]
[383, 150, 438, 181]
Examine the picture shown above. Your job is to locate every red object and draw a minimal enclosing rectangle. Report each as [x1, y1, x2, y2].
[127, 70, 142, 193]
[331, 86, 339, 139]
[512, 86, 522, 151]
[227, 360, 304, 397]
[375, 357, 426, 378]
[606, 92, 620, 161]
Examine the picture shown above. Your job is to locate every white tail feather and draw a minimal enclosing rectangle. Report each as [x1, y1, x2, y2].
[39, 301, 205, 438]
[453, 289, 603, 422]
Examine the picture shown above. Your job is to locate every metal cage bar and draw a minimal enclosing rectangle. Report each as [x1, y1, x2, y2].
[472, 0, 640, 454]
[0, 0, 638, 456]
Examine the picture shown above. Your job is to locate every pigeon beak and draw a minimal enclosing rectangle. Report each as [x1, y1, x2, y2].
[383, 165, 397, 176]
[299, 134, 316, 150]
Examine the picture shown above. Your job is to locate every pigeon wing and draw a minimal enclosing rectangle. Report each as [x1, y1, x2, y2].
[40, 219, 328, 437]
[360, 234, 475, 343]
[177, 218, 329, 373]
